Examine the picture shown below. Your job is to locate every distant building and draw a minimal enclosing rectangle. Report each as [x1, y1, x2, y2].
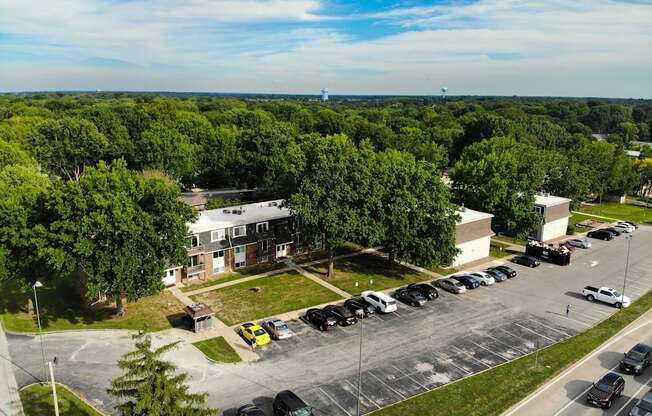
[180, 188, 254, 210]
[321, 88, 329, 101]
[591, 133, 609, 141]
[626, 150, 641, 158]
[452, 207, 494, 266]
[533, 194, 571, 242]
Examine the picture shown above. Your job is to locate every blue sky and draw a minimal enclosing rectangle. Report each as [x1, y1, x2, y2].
[1, 0, 651, 97]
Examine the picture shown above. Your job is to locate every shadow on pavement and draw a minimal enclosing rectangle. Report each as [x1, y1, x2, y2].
[564, 379, 593, 401]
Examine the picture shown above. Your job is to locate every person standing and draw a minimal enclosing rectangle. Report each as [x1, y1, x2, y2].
[566, 304, 572, 317]
[251, 335, 257, 352]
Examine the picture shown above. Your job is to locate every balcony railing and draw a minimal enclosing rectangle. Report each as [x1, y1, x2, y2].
[187, 244, 204, 255]
[186, 263, 205, 274]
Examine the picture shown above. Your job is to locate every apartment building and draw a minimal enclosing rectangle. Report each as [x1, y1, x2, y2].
[452, 207, 494, 267]
[163, 200, 310, 286]
[532, 194, 571, 242]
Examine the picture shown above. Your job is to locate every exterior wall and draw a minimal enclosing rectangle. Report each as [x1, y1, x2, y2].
[453, 236, 491, 267]
[540, 216, 569, 242]
[455, 217, 493, 244]
[543, 202, 570, 223]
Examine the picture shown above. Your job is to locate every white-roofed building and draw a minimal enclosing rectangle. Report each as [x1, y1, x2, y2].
[533, 194, 571, 242]
[452, 206, 494, 267]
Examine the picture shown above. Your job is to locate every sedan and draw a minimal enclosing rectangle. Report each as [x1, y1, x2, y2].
[603, 227, 623, 236]
[393, 288, 427, 307]
[566, 238, 591, 249]
[484, 268, 508, 282]
[621, 220, 638, 230]
[434, 278, 467, 294]
[237, 404, 265, 416]
[407, 283, 439, 300]
[344, 297, 375, 318]
[451, 274, 480, 289]
[468, 271, 496, 286]
[239, 323, 271, 346]
[323, 304, 358, 326]
[511, 255, 540, 268]
[262, 318, 293, 340]
[588, 229, 615, 240]
[305, 308, 337, 331]
[490, 265, 517, 278]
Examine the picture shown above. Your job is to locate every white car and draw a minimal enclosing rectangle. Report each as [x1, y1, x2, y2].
[615, 222, 635, 233]
[467, 272, 496, 286]
[361, 290, 398, 313]
[566, 238, 591, 249]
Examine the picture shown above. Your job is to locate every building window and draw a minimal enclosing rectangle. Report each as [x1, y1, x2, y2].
[256, 222, 269, 233]
[212, 250, 225, 273]
[261, 239, 269, 252]
[189, 255, 199, 267]
[233, 225, 246, 237]
[187, 235, 199, 248]
[234, 245, 246, 268]
[211, 229, 226, 242]
[534, 205, 544, 215]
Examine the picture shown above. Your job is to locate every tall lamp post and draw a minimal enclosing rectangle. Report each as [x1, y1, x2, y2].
[32, 280, 46, 382]
[621, 235, 632, 310]
[355, 308, 364, 416]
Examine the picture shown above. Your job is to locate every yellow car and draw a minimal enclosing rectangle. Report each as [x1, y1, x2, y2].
[239, 322, 271, 346]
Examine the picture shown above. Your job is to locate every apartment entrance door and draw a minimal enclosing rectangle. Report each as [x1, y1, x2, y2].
[212, 250, 225, 273]
[276, 244, 288, 258]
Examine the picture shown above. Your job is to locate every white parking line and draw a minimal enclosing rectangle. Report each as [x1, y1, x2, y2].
[484, 333, 528, 355]
[614, 372, 652, 415]
[431, 352, 472, 375]
[344, 379, 380, 410]
[450, 345, 491, 368]
[318, 387, 353, 416]
[515, 323, 556, 343]
[389, 365, 429, 391]
[366, 368, 407, 400]
[468, 339, 511, 361]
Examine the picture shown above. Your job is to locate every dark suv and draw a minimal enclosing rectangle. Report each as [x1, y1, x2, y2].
[323, 304, 357, 326]
[588, 230, 614, 241]
[304, 308, 336, 331]
[586, 372, 625, 408]
[273, 390, 313, 416]
[620, 343, 652, 375]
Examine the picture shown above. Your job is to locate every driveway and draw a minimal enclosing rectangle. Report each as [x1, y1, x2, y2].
[6, 226, 652, 415]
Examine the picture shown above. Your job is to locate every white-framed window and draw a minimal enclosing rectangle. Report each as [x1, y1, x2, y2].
[211, 229, 226, 242]
[534, 205, 544, 215]
[233, 225, 247, 237]
[189, 254, 200, 267]
[256, 222, 269, 233]
[187, 235, 200, 248]
[261, 239, 269, 252]
[234, 246, 246, 268]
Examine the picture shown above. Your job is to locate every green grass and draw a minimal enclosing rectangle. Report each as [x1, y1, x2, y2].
[425, 264, 458, 276]
[180, 262, 287, 293]
[489, 241, 511, 258]
[371, 288, 652, 416]
[192, 336, 241, 363]
[491, 235, 528, 246]
[190, 272, 343, 326]
[305, 253, 430, 295]
[579, 202, 652, 224]
[21, 383, 103, 416]
[0, 278, 185, 333]
[568, 212, 601, 228]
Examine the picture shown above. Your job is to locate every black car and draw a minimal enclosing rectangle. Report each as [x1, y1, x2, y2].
[323, 304, 358, 326]
[273, 390, 313, 416]
[511, 255, 540, 268]
[450, 274, 480, 289]
[586, 372, 625, 409]
[490, 265, 517, 278]
[237, 404, 265, 416]
[393, 288, 427, 307]
[620, 343, 652, 375]
[305, 308, 337, 331]
[588, 229, 615, 240]
[344, 297, 375, 318]
[407, 283, 439, 300]
[603, 227, 622, 236]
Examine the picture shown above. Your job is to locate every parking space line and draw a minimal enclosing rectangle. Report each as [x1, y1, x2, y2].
[484, 334, 528, 355]
[468, 339, 512, 361]
[344, 379, 380, 410]
[450, 345, 491, 368]
[318, 387, 353, 416]
[575, 309, 609, 320]
[613, 372, 652, 416]
[366, 369, 407, 400]
[431, 352, 472, 375]
[584, 307, 612, 316]
[389, 365, 430, 391]
[515, 323, 556, 343]
[525, 319, 571, 338]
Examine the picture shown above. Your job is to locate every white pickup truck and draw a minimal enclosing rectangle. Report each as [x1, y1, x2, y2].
[582, 286, 631, 308]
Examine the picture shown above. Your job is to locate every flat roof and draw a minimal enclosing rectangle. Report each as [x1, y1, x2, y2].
[189, 199, 290, 234]
[535, 194, 571, 207]
[456, 207, 493, 225]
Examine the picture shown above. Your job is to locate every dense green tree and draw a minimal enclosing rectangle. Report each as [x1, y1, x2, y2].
[81, 106, 134, 163]
[136, 123, 197, 186]
[108, 332, 216, 416]
[584, 104, 631, 133]
[315, 109, 348, 136]
[539, 151, 592, 209]
[0, 139, 34, 169]
[455, 112, 512, 158]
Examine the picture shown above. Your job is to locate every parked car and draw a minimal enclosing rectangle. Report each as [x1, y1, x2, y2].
[273, 390, 314, 416]
[323, 304, 358, 326]
[611, 224, 632, 234]
[393, 287, 427, 307]
[305, 308, 337, 331]
[489, 265, 517, 278]
[450, 274, 480, 289]
[586, 372, 625, 409]
[615, 222, 636, 233]
[361, 290, 398, 313]
[582, 286, 631, 308]
[588, 229, 615, 240]
[239, 323, 271, 346]
[484, 268, 508, 282]
[511, 255, 540, 268]
[468, 271, 496, 286]
[629, 387, 652, 416]
[620, 343, 652, 375]
[344, 297, 375, 318]
[603, 227, 623, 236]
[434, 278, 467, 294]
[237, 404, 266, 416]
[262, 318, 293, 340]
[407, 283, 439, 300]
[621, 220, 639, 230]
[566, 238, 591, 249]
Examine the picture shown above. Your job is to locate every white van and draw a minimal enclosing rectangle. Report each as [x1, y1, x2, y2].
[361, 290, 398, 313]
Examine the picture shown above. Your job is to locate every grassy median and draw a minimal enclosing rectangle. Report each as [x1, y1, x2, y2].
[193, 336, 241, 363]
[579, 202, 652, 224]
[372, 288, 652, 416]
[21, 383, 103, 416]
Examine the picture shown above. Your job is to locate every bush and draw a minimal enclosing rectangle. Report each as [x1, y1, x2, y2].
[566, 224, 576, 235]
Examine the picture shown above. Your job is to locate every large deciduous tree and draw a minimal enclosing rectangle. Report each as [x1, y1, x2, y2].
[42, 159, 196, 315]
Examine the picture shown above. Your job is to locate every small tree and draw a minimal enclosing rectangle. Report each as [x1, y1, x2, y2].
[108, 332, 217, 416]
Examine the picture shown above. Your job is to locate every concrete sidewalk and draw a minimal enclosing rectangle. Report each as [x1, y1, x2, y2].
[0, 322, 24, 416]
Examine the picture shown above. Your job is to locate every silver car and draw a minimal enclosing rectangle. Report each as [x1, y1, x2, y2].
[566, 238, 591, 249]
[468, 271, 496, 286]
[434, 278, 467, 294]
[261, 318, 293, 340]
[629, 388, 652, 416]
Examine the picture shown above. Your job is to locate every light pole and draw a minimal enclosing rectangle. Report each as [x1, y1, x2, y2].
[355, 308, 364, 416]
[48, 357, 60, 416]
[621, 235, 632, 310]
[32, 280, 47, 382]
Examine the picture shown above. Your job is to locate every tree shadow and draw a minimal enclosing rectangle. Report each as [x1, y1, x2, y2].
[165, 312, 188, 329]
[564, 379, 593, 401]
[598, 350, 624, 371]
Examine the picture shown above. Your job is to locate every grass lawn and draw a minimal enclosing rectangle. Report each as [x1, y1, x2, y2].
[190, 272, 343, 325]
[489, 241, 511, 258]
[371, 288, 652, 416]
[21, 383, 103, 416]
[425, 264, 458, 276]
[305, 253, 430, 295]
[0, 278, 185, 333]
[192, 336, 241, 363]
[491, 235, 528, 246]
[579, 202, 652, 224]
[180, 262, 287, 293]
[568, 212, 601, 228]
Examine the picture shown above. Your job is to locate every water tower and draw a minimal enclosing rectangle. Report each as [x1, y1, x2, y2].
[441, 86, 448, 100]
[321, 88, 329, 101]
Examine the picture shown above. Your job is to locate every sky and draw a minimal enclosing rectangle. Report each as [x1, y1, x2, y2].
[0, 0, 651, 97]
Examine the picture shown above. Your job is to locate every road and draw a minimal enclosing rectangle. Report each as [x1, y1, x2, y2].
[6, 226, 652, 415]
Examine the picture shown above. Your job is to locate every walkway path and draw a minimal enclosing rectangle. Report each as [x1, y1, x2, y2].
[572, 210, 620, 222]
[183, 267, 292, 297]
[0, 322, 24, 416]
[283, 260, 352, 298]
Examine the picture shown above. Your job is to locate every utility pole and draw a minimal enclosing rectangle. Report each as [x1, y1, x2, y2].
[48, 360, 59, 416]
[621, 235, 632, 310]
[356, 309, 364, 416]
[32, 281, 46, 382]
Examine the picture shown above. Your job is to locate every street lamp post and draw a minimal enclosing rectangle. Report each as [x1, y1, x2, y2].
[32, 281, 46, 382]
[621, 235, 632, 310]
[356, 309, 364, 416]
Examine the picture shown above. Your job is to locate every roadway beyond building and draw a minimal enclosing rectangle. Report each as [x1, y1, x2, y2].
[5, 226, 652, 415]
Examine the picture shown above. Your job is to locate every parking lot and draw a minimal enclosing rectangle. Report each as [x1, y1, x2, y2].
[7, 226, 652, 415]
